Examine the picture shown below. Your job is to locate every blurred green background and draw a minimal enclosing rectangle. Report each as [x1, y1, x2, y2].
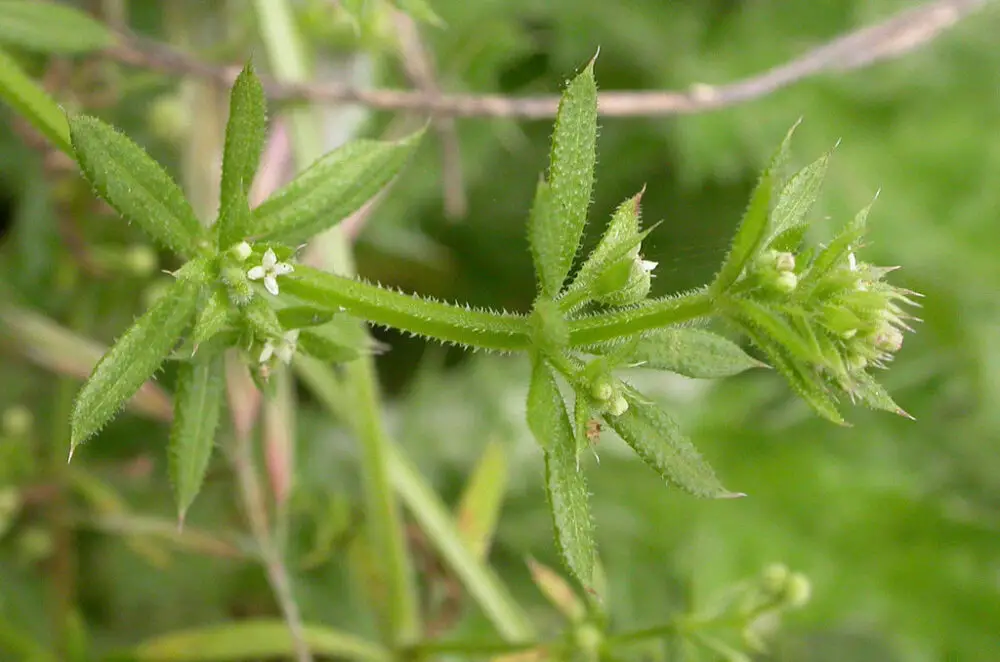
[1, 0, 998, 660]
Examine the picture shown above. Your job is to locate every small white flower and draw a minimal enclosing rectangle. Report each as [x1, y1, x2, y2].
[847, 252, 858, 271]
[640, 259, 658, 273]
[258, 330, 300, 365]
[247, 248, 294, 296]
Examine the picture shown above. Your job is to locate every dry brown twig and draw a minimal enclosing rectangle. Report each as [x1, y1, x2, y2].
[105, 0, 987, 119]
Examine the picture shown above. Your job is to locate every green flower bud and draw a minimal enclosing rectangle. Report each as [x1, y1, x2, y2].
[784, 572, 812, 608]
[606, 394, 629, 417]
[761, 563, 790, 595]
[221, 265, 254, 306]
[774, 252, 795, 272]
[773, 270, 798, 294]
[124, 245, 158, 277]
[231, 241, 253, 262]
[594, 256, 652, 306]
[591, 377, 614, 402]
[873, 323, 904, 353]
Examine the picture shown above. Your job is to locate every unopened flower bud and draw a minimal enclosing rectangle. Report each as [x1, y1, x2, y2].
[784, 573, 812, 608]
[231, 241, 253, 262]
[2, 406, 33, 438]
[874, 324, 904, 353]
[124, 245, 158, 276]
[774, 252, 795, 272]
[591, 378, 614, 402]
[774, 271, 798, 294]
[606, 394, 629, 417]
[761, 563, 790, 595]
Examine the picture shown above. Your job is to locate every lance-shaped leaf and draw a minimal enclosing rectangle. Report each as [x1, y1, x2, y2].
[728, 298, 823, 371]
[190, 288, 233, 350]
[71, 277, 201, 452]
[0, 47, 72, 155]
[455, 440, 508, 562]
[70, 115, 205, 258]
[800, 200, 874, 294]
[850, 371, 912, 419]
[768, 147, 832, 244]
[623, 328, 766, 379]
[529, 57, 598, 297]
[216, 62, 267, 248]
[297, 316, 373, 364]
[712, 122, 804, 294]
[527, 358, 595, 586]
[275, 305, 337, 329]
[0, 0, 114, 54]
[711, 168, 772, 294]
[562, 190, 653, 309]
[604, 391, 734, 498]
[248, 130, 425, 244]
[169, 352, 225, 523]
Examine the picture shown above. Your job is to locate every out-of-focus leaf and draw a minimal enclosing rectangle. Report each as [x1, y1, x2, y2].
[390, 0, 444, 27]
[131, 620, 390, 661]
[455, 439, 508, 561]
[0, 47, 72, 154]
[0, 0, 114, 54]
[526, 556, 586, 622]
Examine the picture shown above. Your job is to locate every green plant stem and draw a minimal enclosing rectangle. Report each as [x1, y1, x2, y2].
[284, 269, 715, 352]
[254, 0, 421, 644]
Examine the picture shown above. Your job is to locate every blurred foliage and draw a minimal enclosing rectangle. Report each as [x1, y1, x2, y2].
[1, 0, 998, 661]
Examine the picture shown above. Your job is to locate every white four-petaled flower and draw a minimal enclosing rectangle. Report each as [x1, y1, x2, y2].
[247, 248, 294, 296]
[259, 330, 300, 365]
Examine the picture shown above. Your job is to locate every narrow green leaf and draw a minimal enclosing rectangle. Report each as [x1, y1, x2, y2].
[527, 358, 595, 586]
[801, 200, 874, 292]
[280, 266, 533, 352]
[455, 440, 508, 562]
[131, 620, 390, 662]
[297, 317, 368, 364]
[169, 352, 224, 522]
[275, 305, 337, 329]
[530, 57, 598, 297]
[526, 357, 567, 453]
[624, 328, 766, 379]
[851, 371, 912, 419]
[216, 62, 267, 248]
[728, 298, 821, 370]
[0, 0, 114, 54]
[604, 391, 734, 498]
[0, 47, 72, 155]
[711, 169, 772, 294]
[71, 277, 201, 452]
[527, 177, 554, 295]
[740, 324, 846, 425]
[389, 0, 444, 26]
[242, 297, 284, 338]
[769, 149, 832, 242]
[526, 556, 586, 622]
[562, 191, 651, 309]
[249, 130, 424, 244]
[190, 289, 232, 350]
[69, 115, 205, 258]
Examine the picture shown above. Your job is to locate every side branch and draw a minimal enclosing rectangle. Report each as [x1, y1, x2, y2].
[104, 0, 986, 118]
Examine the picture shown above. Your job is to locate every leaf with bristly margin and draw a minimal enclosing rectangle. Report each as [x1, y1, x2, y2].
[527, 358, 595, 587]
[712, 121, 802, 294]
[248, 130, 425, 244]
[800, 199, 874, 293]
[0, 47, 72, 155]
[850, 371, 912, 419]
[769, 147, 832, 244]
[169, 352, 225, 523]
[740, 323, 846, 425]
[729, 298, 823, 371]
[71, 276, 201, 453]
[131, 619, 389, 661]
[70, 115, 205, 258]
[623, 327, 766, 379]
[562, 190, 653, 308]
[0, 0, 114, 54]
[455, 440, 508, 562]
[604, 390, 736, 498]
[297, 316, 371, 364]
[190, 288, 233, 350]
[529, 56, 598, 297]
[216, 62, 267, 248]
